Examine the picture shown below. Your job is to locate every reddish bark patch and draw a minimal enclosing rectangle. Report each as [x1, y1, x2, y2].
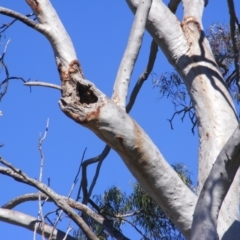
[69, 60, 84, 78]
[206, 132, 210, 139]
[26, 0, 42, 13]
[84, 106, 101, 122]
[181, 16, 202, 48]
[58, 60, 84, 82]
[57, 62, 71, 81]
[182, 16, 201, 32]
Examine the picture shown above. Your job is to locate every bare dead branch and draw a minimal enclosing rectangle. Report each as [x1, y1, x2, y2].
[72, 148, 87, 201]
[80, 145, 110, 204]
[0, 13, 34, 35]
[1, 192, 130, 240]
[38, 118, 49, 183]
[0, 158, 98, 240]
[167, 104, 196, 134]
[36, 119, 49, 239]
[2, 193, 47, 209]
[191, 124, 240, 240]
[0, 41, 31, 100]
[63, 227, 73, 240]
[126, 40, 158, 112]
[24, 81, 62, 90]
[87, 146, 111, 200]
[0, 19, 17, 34]
[0, 208, 75, 240]
[112, 0, 152, 109]
[227, 0, 240, 91]
[50, 146, 84, 240]
[0, 7, 45, 34]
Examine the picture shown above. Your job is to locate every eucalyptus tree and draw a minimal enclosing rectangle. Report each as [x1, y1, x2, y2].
[0, 0, 240, 240]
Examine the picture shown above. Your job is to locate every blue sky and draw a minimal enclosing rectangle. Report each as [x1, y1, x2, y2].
[0, 1, 239, 239]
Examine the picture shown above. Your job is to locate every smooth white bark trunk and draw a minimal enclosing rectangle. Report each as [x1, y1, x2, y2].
[126, 0, 239, 238]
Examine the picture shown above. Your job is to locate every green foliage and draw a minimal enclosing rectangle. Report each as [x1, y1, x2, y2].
[74, 164, 192, 239]
[172, 163, 195, 193]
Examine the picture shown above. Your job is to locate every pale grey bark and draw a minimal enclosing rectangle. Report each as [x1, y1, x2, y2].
[191, 125, 240, 240]
[23, 1, 197, 238]
[0, 208, 75, 240]
[112, 0, 152, 109]
[1, 192, 130, 240]
[127, 0, 239, 238]
[182, 0, 204, 25]
[0, 0, 240, 239]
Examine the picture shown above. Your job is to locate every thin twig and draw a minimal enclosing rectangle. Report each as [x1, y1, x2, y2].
[63, 227, 73, 240]
[122, 218, 150, 240]
[50, 148, 86, 239]
[80, 145, 110, 204]
[24, 81, 62, 90]
[0, 13, 35, 34]
[0, 157, 98, 240]
[167, 104, 196, 134]
[36, 119, 49, 240]
[72, 148, 87, 201]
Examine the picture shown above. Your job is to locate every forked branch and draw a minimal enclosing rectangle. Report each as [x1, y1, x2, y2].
[0, 166, 130, 240]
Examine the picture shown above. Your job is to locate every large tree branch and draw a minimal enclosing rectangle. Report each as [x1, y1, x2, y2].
[191, 124, 240, 240]
[21, 1, 196, 238]
[26, 0, 79, 71]
[126, 1, 239, 238]
[0, 208, 75, 240]
[112, 0, 152, 109]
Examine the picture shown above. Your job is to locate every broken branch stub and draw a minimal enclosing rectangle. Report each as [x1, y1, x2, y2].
[58, 60, 107, 126]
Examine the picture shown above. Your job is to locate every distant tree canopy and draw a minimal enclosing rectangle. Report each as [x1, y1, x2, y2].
[74, 164, 192, 240]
